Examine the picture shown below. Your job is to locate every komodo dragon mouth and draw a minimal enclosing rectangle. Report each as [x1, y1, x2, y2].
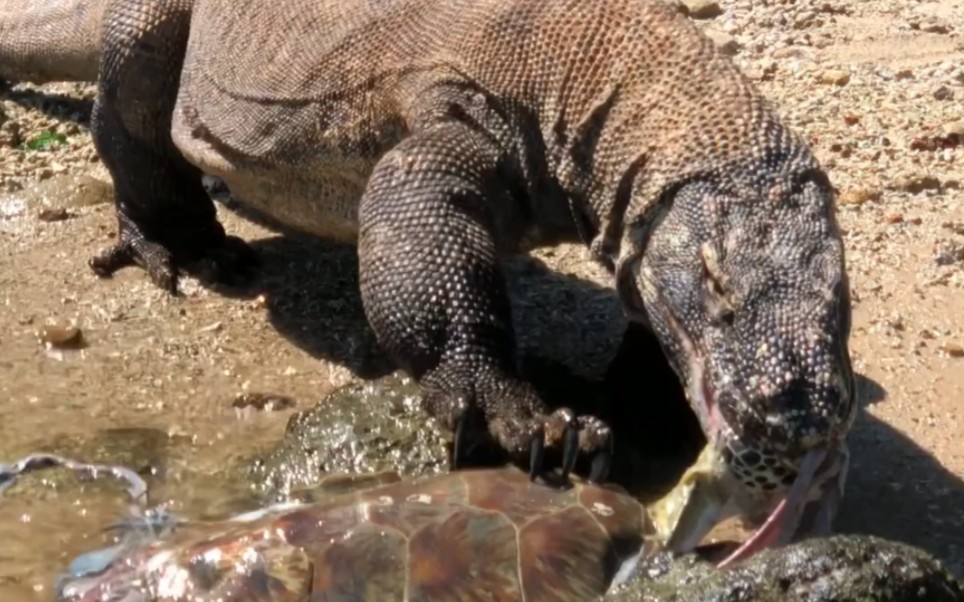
[638, 288, 854, 568]
[616, 171, 857, 568]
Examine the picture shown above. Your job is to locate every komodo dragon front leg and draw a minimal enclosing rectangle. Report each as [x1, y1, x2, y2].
[82, 0, 611, 482]
[87, 0, 258, 293]
[358, 122, 612, 481]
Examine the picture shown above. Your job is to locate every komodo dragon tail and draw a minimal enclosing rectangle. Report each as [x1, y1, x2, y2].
[0, 0, 107, 84]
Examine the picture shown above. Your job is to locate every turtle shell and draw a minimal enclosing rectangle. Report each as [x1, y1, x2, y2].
[57, 467, 659, 601]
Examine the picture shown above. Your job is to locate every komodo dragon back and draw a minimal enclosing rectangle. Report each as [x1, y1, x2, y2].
[0, 0, 106, 84]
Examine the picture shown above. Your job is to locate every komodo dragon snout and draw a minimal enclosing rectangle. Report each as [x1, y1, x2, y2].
[616, 167, 856, 567]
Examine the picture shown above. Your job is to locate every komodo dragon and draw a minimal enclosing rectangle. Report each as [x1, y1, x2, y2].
[0, 0, 856, 566]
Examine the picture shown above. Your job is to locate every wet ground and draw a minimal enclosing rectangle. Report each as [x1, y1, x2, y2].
[1, 177, 962, 599]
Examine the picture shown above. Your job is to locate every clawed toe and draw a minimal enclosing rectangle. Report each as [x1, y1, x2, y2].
[561, 418, 579, 481]
[451, 409, 470, 470]
[589, 436, 613, 483]
[90, 239, 178, 294]
[528, 408, 614, 484]
[425, 374, 614, 484]
[89, 219, 259, 293]
[528, 427, 545, 481]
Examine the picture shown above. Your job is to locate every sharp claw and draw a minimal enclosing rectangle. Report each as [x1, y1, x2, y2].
[589, 438, 613, 483]
[528, 434, 545, 482]
[560, 419, 579, 481]
[451, 414, 469, 471]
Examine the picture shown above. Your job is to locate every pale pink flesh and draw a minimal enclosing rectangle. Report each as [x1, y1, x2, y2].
[716, 448, 827, 569]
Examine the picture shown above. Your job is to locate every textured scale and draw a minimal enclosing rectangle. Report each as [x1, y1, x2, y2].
[56, 467, 658, 602]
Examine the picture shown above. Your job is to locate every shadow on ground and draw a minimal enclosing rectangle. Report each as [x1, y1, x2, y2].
[211, 222, 963, 575]
[838, 376, 964, 577]
[0, 84, 93, 126]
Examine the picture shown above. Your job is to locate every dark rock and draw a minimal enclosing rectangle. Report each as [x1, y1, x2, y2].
[611, 534, 964, 601]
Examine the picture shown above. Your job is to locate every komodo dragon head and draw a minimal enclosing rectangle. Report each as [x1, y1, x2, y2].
[615, 161, 856, 567]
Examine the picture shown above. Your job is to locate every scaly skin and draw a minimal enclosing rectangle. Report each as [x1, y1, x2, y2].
[0, 0, 105, 83]
[0, 0, 855, 558]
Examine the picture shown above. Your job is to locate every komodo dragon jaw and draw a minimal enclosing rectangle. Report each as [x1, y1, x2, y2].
[616, 166, 857, 566]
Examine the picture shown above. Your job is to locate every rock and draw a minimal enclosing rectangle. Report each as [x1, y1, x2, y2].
[941, 343, 964, 358]
[933, 86, 954, 101]
[934, 239, 964, 266]
[611, 534, 964, 601]
[231, 392, 297, 412]
[819, 69, 851, 86]
[896, 175, 942, 194]
[38, 323, 85, 349]
[838, 187, 881, 206]
[944, 121, 964, 140]
[678, 0, 723, 19]
[706, 30, 740, 55]
[37, 207, 71, 222]
[249, 374, 449, 496]
[13, 173, 113, 213]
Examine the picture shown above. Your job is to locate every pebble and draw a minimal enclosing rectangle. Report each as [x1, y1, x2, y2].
[679, 0, 723, 19]
[940, 343, 964, 358]
[38, 323, 85, 349]
[232, 393, 297, 412]
[896, 175, 942, 194]
[37, 207, 71, 222]
[943, 121, 964, 140]
[839, 188, 881, 206]
[819, 69, 851, 86]
[706, 30, 740, 55]
[932, 86, 954, 101]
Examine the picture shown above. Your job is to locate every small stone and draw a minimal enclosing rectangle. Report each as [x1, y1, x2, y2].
[772, 47, 811, 59]
[943, 120, 964, 140]
[232, 393, 297, 412]
[884, 213, 904, 225]
[896, 175, 941, 194]
[933, 86, 954, 101]
[819, 69, 850, 86]
[706, 30, 740, 55]
[934, 240, 964, 266]
[940, 343, 964, 358]
[197, 321, 223, 333]
[838, 188, 881, 206]
[679, 0, 723, 19]
[250, 294, 269, 310]
[38, 323, 85, 349]
[37, 207, 71, 222]
[920, 19, 953, 35]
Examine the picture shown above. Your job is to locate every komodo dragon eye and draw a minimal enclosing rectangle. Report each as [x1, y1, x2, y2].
[699, 242, 735, 326]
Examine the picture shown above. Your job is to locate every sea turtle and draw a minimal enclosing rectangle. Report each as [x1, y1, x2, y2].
[55, 465, 667, 601]
[4, 454, 962, 602]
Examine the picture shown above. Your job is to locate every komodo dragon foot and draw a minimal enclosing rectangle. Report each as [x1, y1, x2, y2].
[429, 372, 613, 483]
[90, 211, 259, 294]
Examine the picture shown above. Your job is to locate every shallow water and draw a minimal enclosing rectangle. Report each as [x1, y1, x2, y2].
[0, 414, 282, 600]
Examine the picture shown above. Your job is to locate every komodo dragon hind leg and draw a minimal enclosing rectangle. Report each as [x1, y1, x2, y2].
[358, 122, 612, 483]
[87, 0, 257, 294]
